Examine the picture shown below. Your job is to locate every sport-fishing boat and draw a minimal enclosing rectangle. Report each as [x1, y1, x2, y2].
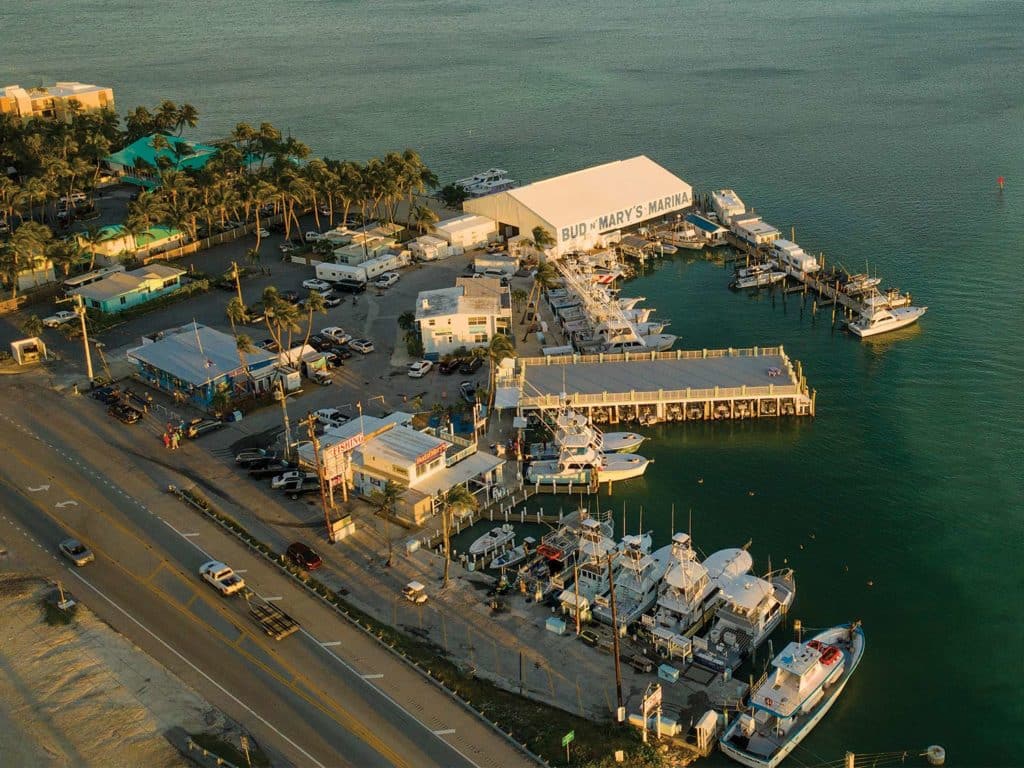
[847, 304, 927, 338]
[454, 168, 516, 197]
[469, 524, 515, 557]
[655, 242, 679, 255]
[592, 536, 672, 629]
[651, 533, 720, 635]
[527, 450, 651, 484]
[617, 296, 646, 311]
[720, 623, 865, 768]
[693, 548, 796, 672]
[841, 274, 882, 295]
[603, 333, 677, 354]
[735, 260, 778, 279]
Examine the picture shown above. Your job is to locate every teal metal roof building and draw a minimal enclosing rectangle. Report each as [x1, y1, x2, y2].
[105, 134, 219, 187]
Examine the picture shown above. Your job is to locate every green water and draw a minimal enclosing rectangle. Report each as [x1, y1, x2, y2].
[6, 1, 1023, 763]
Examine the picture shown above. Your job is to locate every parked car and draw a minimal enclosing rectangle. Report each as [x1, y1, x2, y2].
[375, 272, 399, 289]
[349, 338, 374, 354]
[248, 460, 298, 478]
[408, 360, 433, 378]
[285, 542, 323, 570]
[333, 278, 366, 294]
[320, 326, 349, 344]
[235, 448, 281, 467]
[324, 351, 346, 369]
[323, 295, 343, 308]
[271, 470, 319, 489]
[280, 289, 300, 303]
[214, 277, 237, 291]
[256, 228, 270, 238]
[579, 629, 600, 647]
[199, 561, 246, 596]
[108, 402, 141, 424]
[328, 344, 352, 359]
[305, 231, 324, 242]
[302, 278, 332, 292]
[280, 479, 322, 499]
[59, 538, 94, 566]
[459, 356, 484, 374]
[308, 334, 333, 352]
[186, 418, 224, 438]
[438, 358, 462, 375]
[42, 310, 77, 328]
[459, 381, 477, 404]
[311, 369, 333, 385]
[315, 408, 349, 427]
[278, 241, 297, 253]
[89, 384, 121, 404]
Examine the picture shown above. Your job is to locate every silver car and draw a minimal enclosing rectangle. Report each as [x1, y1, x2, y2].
[59, 538, 94, 566]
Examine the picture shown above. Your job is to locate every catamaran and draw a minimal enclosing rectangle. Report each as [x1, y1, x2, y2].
[720, 622, 865, 768]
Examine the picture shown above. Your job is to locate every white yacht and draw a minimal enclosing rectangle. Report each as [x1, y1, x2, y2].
[592, 536, 672, 629]
[693, 548, 796, 672]
[651, 533, 720, 635]
[735, 260, 778, 279]
[616, 296, 646, 311]
[603, 333, 677, 354]
[720, 623, 866, 768]
[454, 168, 515, 197]
[526, 408, 651, 484]
[731, 270, 788, 290]
[848, 303, 927, 338]
[469, 525, 515, 557]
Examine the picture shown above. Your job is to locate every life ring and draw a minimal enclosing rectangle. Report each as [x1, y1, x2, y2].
[765, 697, 773, 707]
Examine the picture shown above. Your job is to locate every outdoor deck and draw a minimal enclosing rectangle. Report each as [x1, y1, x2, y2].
[497, 346, 814, 423]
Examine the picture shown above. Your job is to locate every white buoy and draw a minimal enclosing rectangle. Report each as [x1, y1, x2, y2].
[926, 745, 946, 766]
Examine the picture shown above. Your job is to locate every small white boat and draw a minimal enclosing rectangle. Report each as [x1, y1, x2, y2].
[469, 525, 515, 557]
[847, 305, 927, 338]
[720, 623, 865, 768]
[731, 271, 787, 290]
[489, 536, 536, 569]
[601, 431, 645, 453]
[656, 242, 679, 255]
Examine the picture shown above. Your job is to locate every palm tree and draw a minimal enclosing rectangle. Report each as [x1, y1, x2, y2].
[0, 221, 51, 298]
[397, 310, 416, 332]
[175, 103, 199, 136]
[510, 288, 528, 312]
[235, 333, 256, 389]
[20, 314, 44, 338]
[299, 290, 327, 353]
[369, 480, 402, 567]
[521, 260, 559, 339]
[262, 287, 302, 363]
[439, 485, 477, 587]
[78, 225, 106, 270]
[531, 225, 556, 253]
[411, 202, 439, 235]
[46, 238, 84, 279]
[486, 333, 515, 413]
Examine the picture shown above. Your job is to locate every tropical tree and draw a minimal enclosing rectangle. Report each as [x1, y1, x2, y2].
[262, 287, 302, 363]
[438, 183, 469, 209]
[20, 314, 44, 338]
[531, 225, 556, 252]
[485, 333, 516, 411]
[397, 310, 416, 332]
[369, 480, 402, 567]
[0, 222, 52, 298]
[299, 290, 327, 353]
[510, 288, 528, 311]
[439, 484, 478, 587]
[411, 202, 439, 235]
[46, 238, 85, 279]
[175, 103, 199, 136]
[521, 259, 559, 338]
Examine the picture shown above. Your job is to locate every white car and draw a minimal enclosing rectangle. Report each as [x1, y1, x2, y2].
[256, 228, 270, 238]
[349, 339, 374, 354]
[305, 231, 324, 242]
[199, 561, 246, 596]
[271, 470, 318, 489]
[320, 326, 348, 344]
[408, 360, 433, 378]
[375, 272, 399, 289]
[302, 278, 332, 292]
[42, 310, 77, 328]
[315, 407, 349, 427]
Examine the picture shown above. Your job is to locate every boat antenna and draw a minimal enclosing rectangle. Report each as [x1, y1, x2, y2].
[670, 504, 675, 535]
[638, 505, 643, 536]
[622, 501, 626, 538]
[794, 618, 802, 644]
[688, 507, 692, 539]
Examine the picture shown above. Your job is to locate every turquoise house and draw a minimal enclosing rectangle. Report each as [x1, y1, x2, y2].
[104, 134, 219, 188]
[73, 264, 186, 313]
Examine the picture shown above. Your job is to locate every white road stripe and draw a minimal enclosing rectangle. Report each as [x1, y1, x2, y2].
[264, 596, 283, 602]
[320, 641, 342, 647]
[433, 729, 456, 736]
[182, 532, 200, 537]
[361, 673, 384, 680]
[66, 569, 327, 768]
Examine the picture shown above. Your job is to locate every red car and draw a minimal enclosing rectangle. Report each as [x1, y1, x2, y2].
[285, 542, 322, 570]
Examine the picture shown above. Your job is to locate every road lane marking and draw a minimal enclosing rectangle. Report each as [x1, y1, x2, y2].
[55, 500, 79, 508]
[433, 729, 456, 736]
[160, 519, 215, 558]
[27, 484, 50, 492]
[264, 596, 283, 602]
[361, 673, 384, 680]
[182, 532, 200, 537]
[320, 641, 342, 647]
[64, 569, 328, 768]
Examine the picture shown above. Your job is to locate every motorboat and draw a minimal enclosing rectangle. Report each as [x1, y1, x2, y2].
[490, 536, 536, 569]
[692, 548, 796, 672]
[841, 274, 882, 295]
[847, 304, 927, 338]
[592, 536, 672, 629]
[616, 296, 646, 311]
[600, 431, 645, 453]
[603, 333, 677, 354]
[469, 525, 515, 557]
[735, 260, 778, 279]
[651, 533, 720, 635]
[655, 242, 679, 255]
[574, 522, 652, 601]
[720, 623, 865, 768]
[454, 168, 516, 197]
[663, 225, 706, 250]
[527, 452, 651, 484]
[731, 271, 787, 290]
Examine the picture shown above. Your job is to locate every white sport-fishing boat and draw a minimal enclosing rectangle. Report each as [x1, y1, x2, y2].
[720, 623, 866, 768]
[489, 536, 536, 569]
[600, 431, 646, 453]
[735, 260, 778, 279]
[842, 274, 882, 295]
[574, 523, 654, 601]
[663, 225, 706, 250]
[693, 548, 797, 672]
[622, 307, 653, 324]
[604, 333, 677, 353]
[469, 524, 515, 557]
[731, 270, 787, 290]
[847, 304, 927, 338]
[617, 296, 646, 311]
[527, 452, 651, 484]
[454, 168, 516, 197]
[651, 533, 720, 635]
[592, 536, 672, 629]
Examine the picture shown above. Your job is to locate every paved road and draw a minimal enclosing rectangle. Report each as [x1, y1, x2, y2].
[0, 381, 534, 768]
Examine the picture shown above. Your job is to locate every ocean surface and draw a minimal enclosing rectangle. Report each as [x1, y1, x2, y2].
[5, 1, 1022, 764]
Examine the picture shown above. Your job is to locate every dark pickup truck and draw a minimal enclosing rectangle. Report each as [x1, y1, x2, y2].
[248, 461, 299, 479]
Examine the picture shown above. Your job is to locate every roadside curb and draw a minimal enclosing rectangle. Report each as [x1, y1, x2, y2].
[167, 483, 550, 767]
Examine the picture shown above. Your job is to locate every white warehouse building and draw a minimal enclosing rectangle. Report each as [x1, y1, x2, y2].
[464, 156, 692, 257]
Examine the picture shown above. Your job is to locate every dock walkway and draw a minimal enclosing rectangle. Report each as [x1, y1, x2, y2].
[496, 345, 814, 424]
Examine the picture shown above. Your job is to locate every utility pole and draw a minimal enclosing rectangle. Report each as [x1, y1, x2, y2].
[573, 563, 581, 636]
[305, 413, 335, 543]
[231, 260, 244, 308]
[276, 378, 292, 460]
[68, 294, 94, 382]
[606, 552, 623, 715]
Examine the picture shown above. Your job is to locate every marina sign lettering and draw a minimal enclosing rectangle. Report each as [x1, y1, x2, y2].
[559, 190, 691, 242]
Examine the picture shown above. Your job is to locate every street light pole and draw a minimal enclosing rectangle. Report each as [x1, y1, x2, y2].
[607, 552, 624, 715]
[72, 294, 93, 382]
[305, 413, 335, 543]
[276, 378, 292, 460]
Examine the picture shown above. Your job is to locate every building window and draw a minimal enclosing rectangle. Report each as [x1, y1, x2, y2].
[163, 278, 177, 288]
[428, 319, 435, 327]
[120, 296, 127, 304]
[473, 333, 488, 343]
[468, 317, 486, 326]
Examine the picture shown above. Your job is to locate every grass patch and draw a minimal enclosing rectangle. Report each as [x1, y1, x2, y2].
[190, 732, 271, 768]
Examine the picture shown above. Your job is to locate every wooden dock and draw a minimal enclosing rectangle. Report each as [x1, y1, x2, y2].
[495, 345, 815, 424]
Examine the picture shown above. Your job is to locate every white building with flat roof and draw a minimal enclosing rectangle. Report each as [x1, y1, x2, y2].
[464, 156, 692, 257]
[731, 213, 781, 248]
[432, 214, 498, 251]
[1, 82, 114, 121]
[415, 277, 512, 360]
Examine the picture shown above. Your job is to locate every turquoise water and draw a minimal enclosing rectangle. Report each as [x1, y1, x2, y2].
[6, 1, 1023, 763]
